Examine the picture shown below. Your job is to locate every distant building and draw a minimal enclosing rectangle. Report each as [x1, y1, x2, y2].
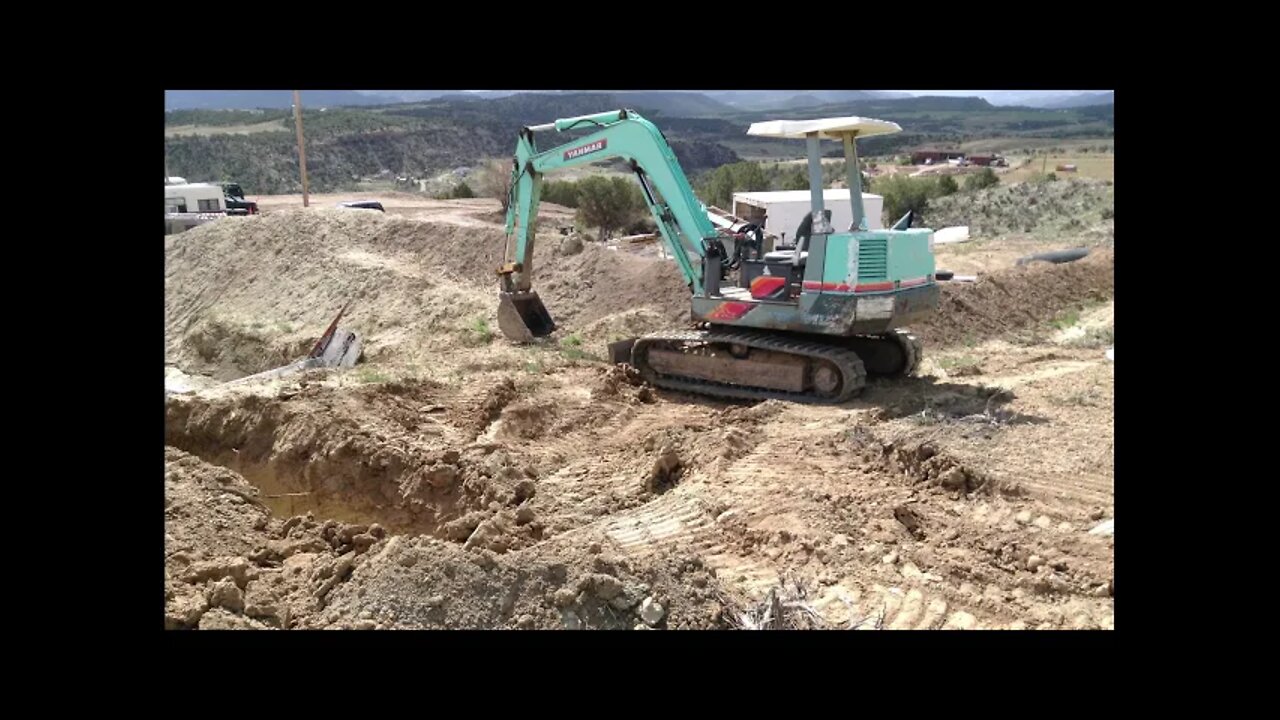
[967, 155, 1009, 167]
[911, 150, 965, 165]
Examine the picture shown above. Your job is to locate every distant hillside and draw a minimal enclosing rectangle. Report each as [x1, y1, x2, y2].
[163, 93, 742, 195]
[1043, 92, 1114, 108]
[703, 90, 908, 109]
[615, 92, 731, 117]
[164, 91, 1114, 195]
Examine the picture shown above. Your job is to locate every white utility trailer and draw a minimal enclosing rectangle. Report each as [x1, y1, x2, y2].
[165, 182, 227, 235]
[730, 189, 885, 248]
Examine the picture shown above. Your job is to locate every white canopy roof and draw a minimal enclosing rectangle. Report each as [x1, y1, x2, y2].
[734, 189, 881, 205]
[747, 116, 901, 140]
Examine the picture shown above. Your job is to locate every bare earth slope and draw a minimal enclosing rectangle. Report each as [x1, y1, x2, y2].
[165, 201, 1114, 630]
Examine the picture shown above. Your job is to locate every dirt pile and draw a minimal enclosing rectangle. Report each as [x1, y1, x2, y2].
[918, 250, 1113, 348]
[165, 209, 689, 378]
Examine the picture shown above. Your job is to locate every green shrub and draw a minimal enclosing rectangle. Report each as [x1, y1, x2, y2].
[575, 176, 645, 241]
[697, 161, 770, 208]
[964, 168, 999, 191]
[781, 169, 809, 191]
[540, 180, 581, 208]
[876, 175, 933, 224]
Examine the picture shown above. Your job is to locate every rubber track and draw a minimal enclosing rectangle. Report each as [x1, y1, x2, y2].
[846, 329, 923, 378]
[890, 329, 923, 377]
[632, 329, 867, 404]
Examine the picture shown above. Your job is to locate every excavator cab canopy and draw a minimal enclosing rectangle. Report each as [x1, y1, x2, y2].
[745, 116, 902, 140]
[747, 116, 902, 233]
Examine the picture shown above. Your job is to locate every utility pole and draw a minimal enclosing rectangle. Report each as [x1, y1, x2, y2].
[293, 90, 310, 207]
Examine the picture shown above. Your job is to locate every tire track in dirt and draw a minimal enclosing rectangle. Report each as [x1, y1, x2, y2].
[1003, 471, 1113, 508]
[811, 583, 986, 629]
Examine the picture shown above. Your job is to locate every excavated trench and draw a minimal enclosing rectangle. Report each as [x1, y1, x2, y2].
[162, 382, 550, 552]
[208, 455, 447, 535]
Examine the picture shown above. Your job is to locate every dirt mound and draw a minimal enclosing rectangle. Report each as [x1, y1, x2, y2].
[917, 250, 1113, 348]
[166, 210, 501, 376]
[165, 209, 690, 378]
[534, 244, 689, 331]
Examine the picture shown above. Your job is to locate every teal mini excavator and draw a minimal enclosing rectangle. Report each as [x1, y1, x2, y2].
[496, 109, 939, 403]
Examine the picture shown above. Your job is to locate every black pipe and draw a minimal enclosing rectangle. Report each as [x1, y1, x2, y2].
[1016, 248, 1090, 266]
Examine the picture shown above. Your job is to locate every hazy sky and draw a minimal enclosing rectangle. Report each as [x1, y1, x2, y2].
[893, 90, 1103, 99]
[892, 90, 1092, 95]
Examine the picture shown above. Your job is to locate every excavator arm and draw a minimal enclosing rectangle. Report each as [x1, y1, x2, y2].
[497, 109, 720, 341]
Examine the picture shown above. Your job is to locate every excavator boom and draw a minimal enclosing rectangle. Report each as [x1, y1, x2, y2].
[497, 109, 718, 341]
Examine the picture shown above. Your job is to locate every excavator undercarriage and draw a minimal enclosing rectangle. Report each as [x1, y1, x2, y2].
[631, 328, 920, 403]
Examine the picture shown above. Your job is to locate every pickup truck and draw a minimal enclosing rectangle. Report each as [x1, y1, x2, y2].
[221, 183, 259, 216]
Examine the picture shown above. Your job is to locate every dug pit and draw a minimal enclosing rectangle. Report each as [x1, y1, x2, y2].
[164, 383, 546, 552]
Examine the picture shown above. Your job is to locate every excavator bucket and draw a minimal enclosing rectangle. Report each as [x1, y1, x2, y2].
[497, 291, 556, 342]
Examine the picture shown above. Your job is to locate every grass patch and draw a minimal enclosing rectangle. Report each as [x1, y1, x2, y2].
[1050, 298, 1109, 332]
[355, 367, 391, 384]
[1050, 309, 1081, 330]
[1064, 325, 1114, 349]
[558, 333, 599, 362]
[467, 316, 494, 345]
[1000, 154, 1114, 184]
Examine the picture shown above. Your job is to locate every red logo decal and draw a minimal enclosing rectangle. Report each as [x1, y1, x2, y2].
[564, 138, 607, 161]
[706, 302, 755, 322]
[749, 276, 787, 299]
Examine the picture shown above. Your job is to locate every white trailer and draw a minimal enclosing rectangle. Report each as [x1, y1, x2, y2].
[164, 183, 225, 214]
[730, 189, 884, 248]
[165, 182, 226, 234]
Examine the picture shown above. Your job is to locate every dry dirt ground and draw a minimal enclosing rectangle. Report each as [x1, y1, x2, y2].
[164, 198, 1114, 630]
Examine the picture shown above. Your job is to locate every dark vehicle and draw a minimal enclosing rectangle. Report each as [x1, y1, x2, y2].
[336, 200, 385, 212]
[221, 183, 258, 216]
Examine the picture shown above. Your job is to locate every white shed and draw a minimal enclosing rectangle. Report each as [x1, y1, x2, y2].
[730, 189, 884, 245]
